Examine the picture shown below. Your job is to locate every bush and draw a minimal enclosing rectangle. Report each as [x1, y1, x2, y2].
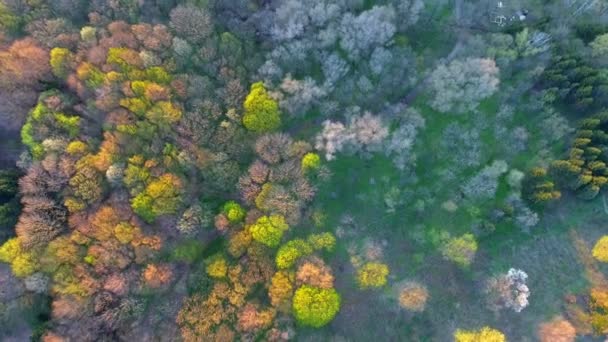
[292, 285, 340, 328]
[243, 82, 281, 133]
[357, 262, 389, 289]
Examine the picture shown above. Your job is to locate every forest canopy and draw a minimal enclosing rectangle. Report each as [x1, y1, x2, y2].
[1, 0, 608, 341]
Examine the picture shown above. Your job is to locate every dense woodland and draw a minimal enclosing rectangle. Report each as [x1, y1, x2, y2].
[2, 0, 608, 341]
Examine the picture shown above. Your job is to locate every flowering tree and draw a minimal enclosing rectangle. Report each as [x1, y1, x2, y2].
[485, 268, 530, 313]
[427, 58, 500, 113]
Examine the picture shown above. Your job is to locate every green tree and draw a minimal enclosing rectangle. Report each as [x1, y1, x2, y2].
[249, 214, 289, 247]
[591, 33, 608, 57]
[0, 3, 21, 34]
[50, 48, 72, 78]
[301, 152, 321, 173]
[292, 285, 341, 328]
[132, 174, 183, 223]
[222, 201, 245, 223]
[357, 262, 389, 289]
[243, 82, 281, 133]
[441, 233, 478, 267]
[276, 239, 313, 269]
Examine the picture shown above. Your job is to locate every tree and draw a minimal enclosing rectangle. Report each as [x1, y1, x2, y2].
[307, 232, 336, 251]
[485, 268, 530, 313]
[249, 215, 289, 247]
[50, 48, 72, 78]
[276, 239, 313, 269]
[223, 201, 245, 223]
[131, 174, 183, 223]
[269, 270, 294, 309]
[338, 6, 396, 60]
[169, 5, 214, 44]
[462, 160, 508, 200]
[315, 112, 389, 160]
[301, 152, 321, 172]
[0, 3, 20, 34]
[523, 166, 562, 204]
[0, 39, 51, 131]
[205, 255, 228, 279]
[591, 33, 608, 58]
[243, 82, 281, 133]
[357, 262, 389, 289]
[296, 257, 334, 289]
[441, 234, 478, 267]
[542, 53, 608, 110]
[427, 58, 500, 113]
[292, 285, 340, 328]
[397, 281, 429, 312]
[0, 238, 37, 278]
[537, 317, 576, 342]
[593, 236, 608, 262]
[142, 263, 174, 289]
[454, 327, 506, 342]
[177, 205, 205, 236]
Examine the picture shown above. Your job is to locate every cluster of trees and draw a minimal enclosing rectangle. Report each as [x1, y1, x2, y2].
[253, 0, 422, 117]
[2, 0, 608, 339]
[427, 58, 500, 114]
[542, 53, 608, 110]
[549, 111, 608, 200]
[0, 3, 273, 337]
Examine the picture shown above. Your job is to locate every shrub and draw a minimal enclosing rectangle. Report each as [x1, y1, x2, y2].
[292, 285, 340, 328]
[249, 215, 289, 247]
[357, 262, 389, 289]
[593, 236, 608, 262]
[276, 239, 313, 269]
[243, 82, 281, 133]
[223, 201, 246, 223]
